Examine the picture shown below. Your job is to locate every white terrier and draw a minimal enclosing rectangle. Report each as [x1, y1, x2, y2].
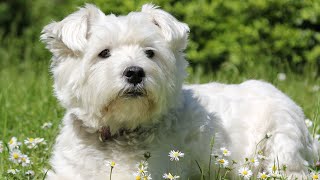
[41, 4, 318, 179]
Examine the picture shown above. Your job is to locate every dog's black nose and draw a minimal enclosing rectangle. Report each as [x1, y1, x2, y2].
[123, 66, 145, 85]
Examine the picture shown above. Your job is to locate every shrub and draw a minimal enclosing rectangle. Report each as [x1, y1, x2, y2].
[0, 0, 319, 73]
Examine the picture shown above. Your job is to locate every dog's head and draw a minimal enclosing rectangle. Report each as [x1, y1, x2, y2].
[41, 4, 189, 133]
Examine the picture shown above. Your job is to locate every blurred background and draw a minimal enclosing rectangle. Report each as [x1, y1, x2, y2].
[0, 1, 319, 178]
[1, 0, 320, 73]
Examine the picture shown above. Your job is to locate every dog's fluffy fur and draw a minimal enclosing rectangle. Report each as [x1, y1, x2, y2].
[41, 4, 318, 179]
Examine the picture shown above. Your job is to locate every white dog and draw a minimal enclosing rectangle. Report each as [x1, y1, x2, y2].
[41, 4, 318, 179]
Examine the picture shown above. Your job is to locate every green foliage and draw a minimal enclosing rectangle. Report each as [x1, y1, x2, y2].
[1, 0, 320, 73]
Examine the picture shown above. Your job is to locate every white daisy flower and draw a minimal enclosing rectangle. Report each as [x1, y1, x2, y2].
[312, 85, 320, 92]
[24, 138, 37, 149]
[134, 173, 152, 180]
[136, 160, 149, 168]
[163, 173, 180, 180]
[311, 171, 320, 180]
[136, 165, 148, 176]
[21, 154, 31, 167]
[249, 157, 259, 167]
[25, 170, 35, 176]
[24, 137, 45, 149]
[9, 149, 22, 164]
[305, 119, 313, 128]
[8, 137, 21, 150]
[238, 167, 253, 179]
[0, 141, 3, 153]
[41, 122, 53, 129]
[7, 168, 19, 175]
[220, 147, 231, 157]
[216, 158, 229, 168]
[277, 73, 286, 81]
[310, 171, 320, 180]
[257, 172, 269, 179]
[105, 160, 116, 168]
[168, 150, 184, 161]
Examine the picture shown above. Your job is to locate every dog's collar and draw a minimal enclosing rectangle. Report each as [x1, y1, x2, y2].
[98, 126, 143, 142]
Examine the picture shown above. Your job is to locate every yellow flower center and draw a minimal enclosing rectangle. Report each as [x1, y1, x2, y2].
[223, 150, 228, 154]
[9, 139, 14, 144]
[29, 138, 34, 142]
[13, 153, 19, 159]
[143, 177, 148, 180]
[251, 159, 255, 163]
[243, 171, 248, 175]
[21, 157, 26, 162]
[136, 175, 141, 180]
[218, 159, 225, 164]
[272, 165, 277, 172]
[313, 175, 319, 179]
[173, 152, 179, 157]
[261, 174, 267, 179]
[168, 173, 174, 178]
[110, 161, 115, 167]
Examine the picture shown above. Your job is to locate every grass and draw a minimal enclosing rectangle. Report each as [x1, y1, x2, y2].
[0, 58, 319, 179]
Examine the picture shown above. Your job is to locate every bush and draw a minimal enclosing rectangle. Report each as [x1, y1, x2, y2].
[1, 0, 319, 73]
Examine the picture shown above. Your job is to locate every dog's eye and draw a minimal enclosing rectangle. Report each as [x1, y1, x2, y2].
[98, 49, 111, 58]
[145, 49, 155, 58]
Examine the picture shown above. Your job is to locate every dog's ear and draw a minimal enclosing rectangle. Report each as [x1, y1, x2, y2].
[141, 4, 190, 51]
[41, 4, 104, 57]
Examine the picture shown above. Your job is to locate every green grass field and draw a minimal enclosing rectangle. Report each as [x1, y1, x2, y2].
[0, 58, 319, 179]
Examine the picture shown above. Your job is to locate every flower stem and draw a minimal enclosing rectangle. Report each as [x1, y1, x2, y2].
[109, 167, 113, 180]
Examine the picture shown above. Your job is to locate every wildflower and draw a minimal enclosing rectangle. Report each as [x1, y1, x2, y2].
[305, 119, 313, 128]
[216, 158, 229, 168]
[0, 141, 3, 153]
[312, 85, 320, 92]
[136, 165, 148, 175]
[163, 173, 180, 180]
[277, 73, 286, 81]
[21, 154, 31, 166]
[8, 137, 21, 150]
[24, 137, 45, 149]
[135, 173, 152, 180]
[7, 169, 19, 175]
[41, 122, 53, 129]
[311, 172, 320, 180]
[257, 151, 267, 160]
[220, 147, 231, 157]
[249, 157, 259, 167]
[25, 170, 35, 176]
[257, 172, 269, 179]
[105, 160, 116, 168]
[238, 167, 253, 179]
[9, 149, 22, 164]
[168, 150, 184, 161]
[136, 160, 149, 169]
